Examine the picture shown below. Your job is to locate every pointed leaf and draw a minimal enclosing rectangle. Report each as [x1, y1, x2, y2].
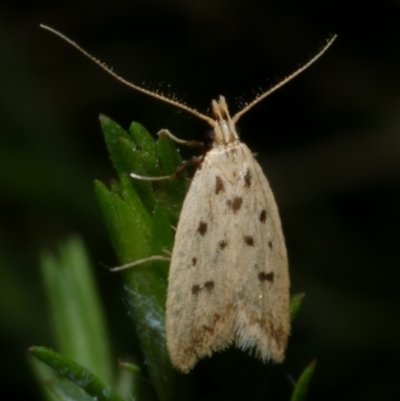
[290, 360, 317, 401]
[30, 347, 125, 401]
[290, 293, 305, 320]
[40, 237, 112, 383]
[95, 180, 151, 263]
[100, 115, 132, 176]
[129, 122, 158, 166]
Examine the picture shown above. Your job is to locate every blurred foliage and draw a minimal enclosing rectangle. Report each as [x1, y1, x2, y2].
[1, 0, 400, 400]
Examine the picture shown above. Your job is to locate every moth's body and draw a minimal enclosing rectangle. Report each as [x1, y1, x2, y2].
[166, 98, 290, 373]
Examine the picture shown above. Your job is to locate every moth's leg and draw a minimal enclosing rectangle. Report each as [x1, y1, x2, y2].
[157, 129, 204, 149]
[110, 255, 171, 272]
[131, 154, 202, 181]
[171, 155, 203, 179]
[131, 130, 204, 181]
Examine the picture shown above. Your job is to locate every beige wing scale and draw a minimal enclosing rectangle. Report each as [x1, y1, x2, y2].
[231, 145, 290, 362]
[166, 142, 290, 372]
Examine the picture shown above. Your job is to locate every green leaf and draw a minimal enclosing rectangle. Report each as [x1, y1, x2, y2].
[100, 116, 159, 212]
[155, 134, 188, 218]
[290, 292, 305, 320]
[150, 205, 175, 259]
[290, 360, 317, 401]
[30, 346, 125, 401]
[96, 117, 193, 401]
[30, 355, 94, 401]
[129, 121, 158, 166]
[100, 114, 132, 175]
[95, 178, 151, 263]
[39, 236, 112, 383]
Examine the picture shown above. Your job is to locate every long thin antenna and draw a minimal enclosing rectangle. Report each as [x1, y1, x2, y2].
[40, 24, 215, 126]
[232, 34, 337, 123]
[41, 24, 336, 128]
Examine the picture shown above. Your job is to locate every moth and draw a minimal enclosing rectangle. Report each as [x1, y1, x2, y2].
[165, 94, 290, 372]
[40, 25, 336, 373]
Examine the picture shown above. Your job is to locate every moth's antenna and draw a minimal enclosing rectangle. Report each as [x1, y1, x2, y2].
[40, 24, 215, 126]
[41, 24, 336, 128]
[232, 34, 337, 124]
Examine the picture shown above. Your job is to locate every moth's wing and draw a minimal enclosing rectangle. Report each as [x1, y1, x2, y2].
[166, 142, 290, 373]
[230, 144, 290, 362]
[166, 147, 238, 373]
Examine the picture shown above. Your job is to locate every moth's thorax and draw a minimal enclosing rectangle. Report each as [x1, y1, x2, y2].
[211, 96, 239, 146]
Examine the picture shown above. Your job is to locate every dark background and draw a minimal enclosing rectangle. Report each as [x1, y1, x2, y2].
[2, 0, 400, 400]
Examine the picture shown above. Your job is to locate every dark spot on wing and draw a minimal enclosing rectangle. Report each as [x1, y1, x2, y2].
[232, 197, 243, 212]
[204, 281, 214, 291]
[192, 314, 222, 347]
[197, 221, 208, 236]
[202, 325, 214, 334]
[244, 235, 254, 246]
[258, 272, 274, 282]
[219, 239, 228, 249]
[215, 176, 225, 194]
[268, 240, 273, 249]
[227, 197, 243, 213]
[259, 210, 267, 223]
[192, 281, 215, 295]
[192, 257, 197, 266]
[192, 284, 201, 295]
[244, 169, 252, 187]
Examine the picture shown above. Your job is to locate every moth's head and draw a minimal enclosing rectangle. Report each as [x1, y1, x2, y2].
[210, 96, 240, 146]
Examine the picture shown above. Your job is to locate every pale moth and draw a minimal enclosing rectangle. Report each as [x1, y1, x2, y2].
[40, 25, 336, 373]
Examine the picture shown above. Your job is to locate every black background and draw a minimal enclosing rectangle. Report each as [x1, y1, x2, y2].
[1, 0, 400, 400]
